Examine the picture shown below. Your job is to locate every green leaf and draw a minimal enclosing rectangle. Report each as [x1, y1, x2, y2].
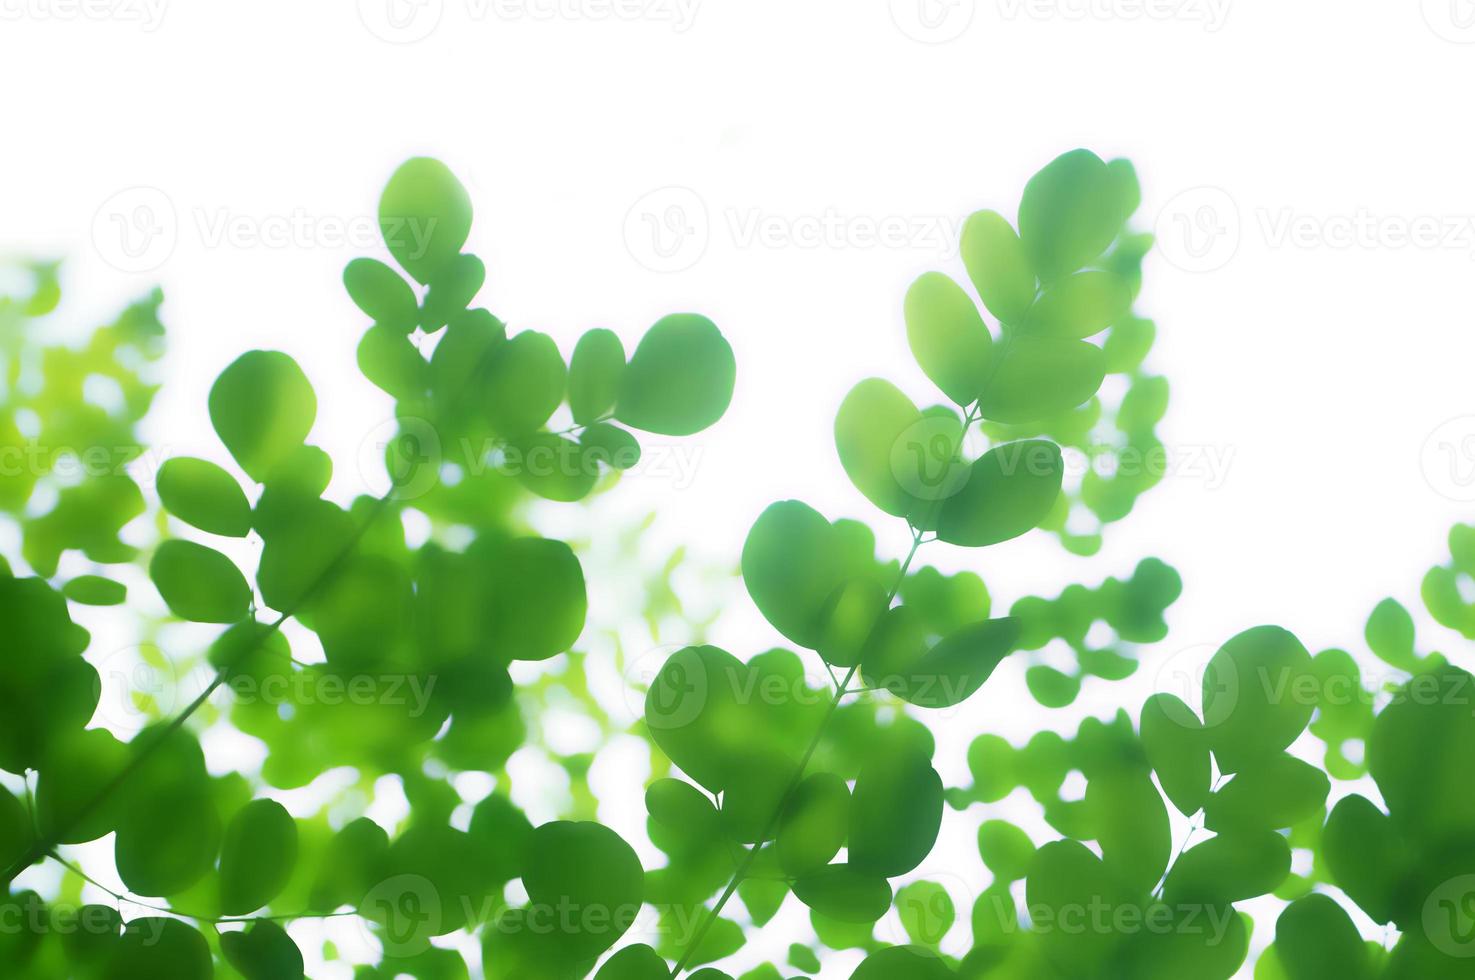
[743, 501, 850, 650]
[209, 350, 317, 483]
[875, 617, 1020, 709]
[896, 880, 955, 946]
[379, 157, 474, 284]
[421, 252, 485, 330]
[792, 865, 893, 923]
[484, 330, 566, 438]
[850, 945, 955, 980]
[358, 323, 428, 400]
[1368, 664, 1475, 846]
[1026, 665, 1080, 707]
[977, 820, 1034, 881]
[960, 209, 1036, 324]
[343, 257, 419, 333]
[849, 747, 943, 878]
[221, 919, 305, 980]
[1365, 597, 1419, 671]
[1026, 840, 1135, 971]
[0, 784, 32, 874]
[905, 272, 992, 406]
[511, 432, 598, 503]
[149, 539, 251, 623]
[615, 314, 735, 436]
[1203, 753, 1330, 832]
[1140, 693, 1211, 816]
[569, 328, 626, 424]
[777, 772, 849, 877]
[156, 456, 252, 537]
[219, 799, 299, 915]
[977, 335, 1105, 424]
[105, 918, 212, 980]
[836, 378, 935, 519]
[522, 821, 644, 961]
[1202, 626, 1314, 774]
[580, 421, 642, 472]
[646, 777, 721, 852]
[61, 574, 127, 606]
[1085, 766, 1170, 894]
[818, 578, 887, 668]
[1017, 148, 1127, 282]
[1275, 895, 1369, 980]
[483, 537, 587, 662]
[34, 728, 129, 846]
[645, 645, 751, 793]
[1027, 270, 1132, 339]
[1162, 829, 1290, 907]
[936, 440, 1063, 547]
[721, 747, 791, 843]
[594, 944, 669, 980]
[1321, 794, 1411, 925]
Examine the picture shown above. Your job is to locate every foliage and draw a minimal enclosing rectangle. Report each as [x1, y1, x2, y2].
[1, 149, 1468, 979]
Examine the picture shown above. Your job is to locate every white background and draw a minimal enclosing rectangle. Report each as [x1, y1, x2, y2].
[5, 0, 1475, 976]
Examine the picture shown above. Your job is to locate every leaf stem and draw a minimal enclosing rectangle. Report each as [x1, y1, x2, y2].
[668, 526, 927, 977]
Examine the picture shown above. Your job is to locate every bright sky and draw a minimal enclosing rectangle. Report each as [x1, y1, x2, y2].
[6, 2, 1475, 976]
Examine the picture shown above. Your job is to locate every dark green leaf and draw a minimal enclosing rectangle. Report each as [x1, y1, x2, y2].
[615, 314, 735, 436]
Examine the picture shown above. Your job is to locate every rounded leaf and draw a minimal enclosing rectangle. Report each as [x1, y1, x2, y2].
[1275, 895, 1368, 980]
[1203, 753, 1330, 832]
[149, 539, 250, 623]
[977, 820, 1034, 881]
[379, 157, 473, 284]
[937, 440, 1063, 547]
[849, 748, 943, 878]
[1028, 270, 1132, 339]
[905, 272, 991, 406]
[777, 772, 849, 877]
[742, 501, 848, 650]
[343, 257, 418, 333]
[569, 328, 626, 424]
[156, 457, 251, 537]
[1203, 626, 1314, 774]
[1018, 148, 1127, 282]
[219, 799, 299, 915]
[1162, 829, 1290, 907]
[960, 209, 1035, 324]
[221, 919, 305, 980]
[977, 336, 1105, 424]
[1140, 694, 1211, 816]
[615, 314, 735, 436]
[594, 944, 669, 980]
[61, 574, 127, 606]
[484, 330, 566, 438]
[792, 865, 893, 923]
[105, 918, 211, 980]
[523, 821, 644, 961]
[851, 945, 954, 980]
[208, 350, 317, 483]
